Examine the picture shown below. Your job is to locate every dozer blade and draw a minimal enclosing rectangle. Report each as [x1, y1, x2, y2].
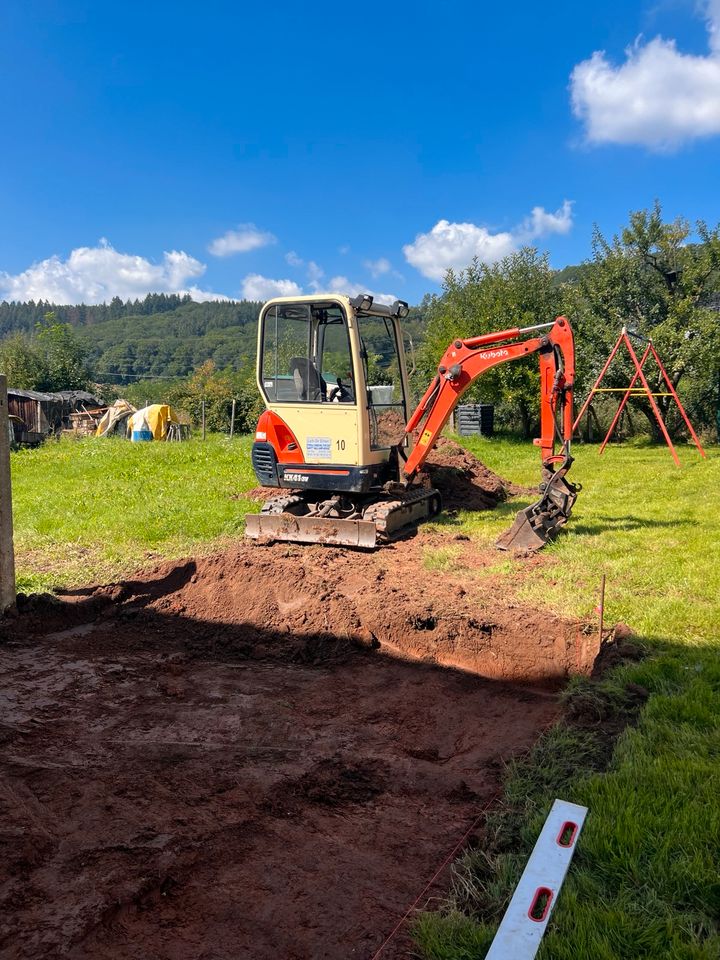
[496, 474, 579, 552]
[245, 513, 379, 548]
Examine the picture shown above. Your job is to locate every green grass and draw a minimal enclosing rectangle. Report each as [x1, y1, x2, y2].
[414, 434, 720, 960]
[10, 434, 257, 592]
[428, 435, 720, 640]
[9, 431, 720, 957]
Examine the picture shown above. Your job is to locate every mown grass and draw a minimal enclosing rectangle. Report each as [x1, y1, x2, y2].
[425, 435, 719, 640]
[11, 434, 257, 592]
[415, 434, 720, 960]
[9, 431, 720, 957]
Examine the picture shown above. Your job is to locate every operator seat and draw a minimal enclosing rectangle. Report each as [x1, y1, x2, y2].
[290, 357, 327, 401]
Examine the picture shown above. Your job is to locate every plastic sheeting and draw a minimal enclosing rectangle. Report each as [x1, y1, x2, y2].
[127, 404, 179, 441]
[96, 400, 136, 437]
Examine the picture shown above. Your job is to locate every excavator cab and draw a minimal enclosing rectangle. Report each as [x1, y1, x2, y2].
[251, 294, 412, 494]
[246, 294, 579, 550]
[246, 295, 438, 547]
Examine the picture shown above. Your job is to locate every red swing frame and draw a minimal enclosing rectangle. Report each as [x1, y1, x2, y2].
[573, 327, 706, 467]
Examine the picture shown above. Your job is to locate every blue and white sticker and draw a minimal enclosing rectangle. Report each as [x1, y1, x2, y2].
[307, 436, 332, 460]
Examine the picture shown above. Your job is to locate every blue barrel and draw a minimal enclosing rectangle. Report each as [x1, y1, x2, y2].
[131, 413, 153, 442]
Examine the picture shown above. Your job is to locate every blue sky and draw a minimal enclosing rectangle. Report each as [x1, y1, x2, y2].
[2, 0, 720, 305]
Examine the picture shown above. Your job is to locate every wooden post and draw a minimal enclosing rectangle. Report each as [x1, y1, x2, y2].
[0, 376, 17, 613]
[201, 400, 206, 441]
[230, 398, 236, 439]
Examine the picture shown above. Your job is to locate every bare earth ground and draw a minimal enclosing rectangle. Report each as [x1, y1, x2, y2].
[0, 445, 600, 960]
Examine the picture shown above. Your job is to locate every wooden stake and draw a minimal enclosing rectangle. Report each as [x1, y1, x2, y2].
[598, 573, 606, 643]
[0, 376, 17, 613]
[230, 398, 236, 439]
[201, 400, 206, 441]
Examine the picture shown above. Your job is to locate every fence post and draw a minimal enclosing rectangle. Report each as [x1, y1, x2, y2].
[230, 398, 236, 439]
[201, 400, 206, 441]
[0, 376, 17, 613]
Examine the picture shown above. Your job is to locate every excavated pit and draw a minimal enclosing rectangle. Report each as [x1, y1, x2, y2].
[0, 442, 601, 960]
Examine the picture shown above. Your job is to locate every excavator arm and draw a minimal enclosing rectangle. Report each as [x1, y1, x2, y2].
[398, 316, 579, 551]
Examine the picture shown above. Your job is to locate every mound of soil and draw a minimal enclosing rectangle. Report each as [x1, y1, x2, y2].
[0, 542, 577, 959]
[420, 436, 513, 510]
[36, 539, 597, 683]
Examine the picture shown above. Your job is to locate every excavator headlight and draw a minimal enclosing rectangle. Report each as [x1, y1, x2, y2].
[351, 294, 374, 312]
[392, 299, 409, 318]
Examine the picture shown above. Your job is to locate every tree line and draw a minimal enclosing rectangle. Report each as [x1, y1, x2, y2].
[0, 203, 718, 439]
[417, 202, 720, 440]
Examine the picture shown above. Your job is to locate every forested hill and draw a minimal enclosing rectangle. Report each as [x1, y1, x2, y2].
[0, 294, 428, 383]
[0, 295, 261, 381]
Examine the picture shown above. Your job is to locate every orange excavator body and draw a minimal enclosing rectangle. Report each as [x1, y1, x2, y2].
[245, 294, 578, 551]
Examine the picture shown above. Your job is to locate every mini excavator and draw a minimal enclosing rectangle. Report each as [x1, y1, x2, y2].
[245, 294, 579, 551]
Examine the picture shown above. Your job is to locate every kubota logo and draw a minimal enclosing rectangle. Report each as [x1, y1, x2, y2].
[479, 349, 509, 360]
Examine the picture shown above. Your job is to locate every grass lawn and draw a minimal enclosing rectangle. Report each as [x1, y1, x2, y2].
[417, 435, 720, 960]
[11, 434, 257, 593]
[8, 432, 720, 958]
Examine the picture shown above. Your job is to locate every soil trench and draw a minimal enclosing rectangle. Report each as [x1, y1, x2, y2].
[1, 443, 599, 960]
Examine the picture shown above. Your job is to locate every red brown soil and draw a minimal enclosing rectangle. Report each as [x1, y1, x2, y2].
[0, 445, 599, 960]
[419, 436, 517, 510]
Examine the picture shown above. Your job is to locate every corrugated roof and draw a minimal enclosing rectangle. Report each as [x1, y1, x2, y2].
[7, 388, 60, 401]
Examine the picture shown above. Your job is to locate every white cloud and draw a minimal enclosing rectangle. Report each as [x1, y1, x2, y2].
[0, 240, 229, 304]
[570, 2, 720, 149]
[239, 268, 396, 305]
[241, 274, 302, 300]
[285, 250, 304, 267]
[403, 201, 574, 282]
[364, 257, 392, 278]
[517, 201, 574, 240]
[208, 223, 276, 257]
[307, 260, 324, 286]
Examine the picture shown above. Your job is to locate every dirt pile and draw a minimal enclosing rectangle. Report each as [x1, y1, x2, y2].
[33, 539, 598, 683]
[0, 520, 602, 958]
[0, 562, 567, 959]
[420, 436, 514, 510]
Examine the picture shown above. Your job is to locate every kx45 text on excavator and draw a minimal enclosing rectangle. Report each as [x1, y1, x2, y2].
[245, 293, 579, 551]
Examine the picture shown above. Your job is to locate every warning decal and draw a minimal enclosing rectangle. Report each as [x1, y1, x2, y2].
[418, 429, 433, 447]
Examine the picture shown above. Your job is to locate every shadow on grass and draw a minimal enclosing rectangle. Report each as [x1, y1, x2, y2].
[413, 630, 720, 960]
[571, 514, 692, 536]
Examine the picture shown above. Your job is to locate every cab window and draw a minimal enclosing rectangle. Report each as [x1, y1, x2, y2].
[260, 303, 355, 404]
[356, 314, 407, 449]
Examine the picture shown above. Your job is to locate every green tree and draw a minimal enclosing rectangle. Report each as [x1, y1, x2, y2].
[580, 202, 720, 435]
[36, 312, 91, 390]
[0, 332, 48, 388]
[167, 360, 263, 434]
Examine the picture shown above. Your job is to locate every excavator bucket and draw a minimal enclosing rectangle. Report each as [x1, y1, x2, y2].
[496, 470, 579, 552]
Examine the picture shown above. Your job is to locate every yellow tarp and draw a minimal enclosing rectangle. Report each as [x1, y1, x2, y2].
[127, 404, 179, 441]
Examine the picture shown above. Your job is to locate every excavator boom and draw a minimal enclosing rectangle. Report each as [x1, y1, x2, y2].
[399, 316, 579, 550]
